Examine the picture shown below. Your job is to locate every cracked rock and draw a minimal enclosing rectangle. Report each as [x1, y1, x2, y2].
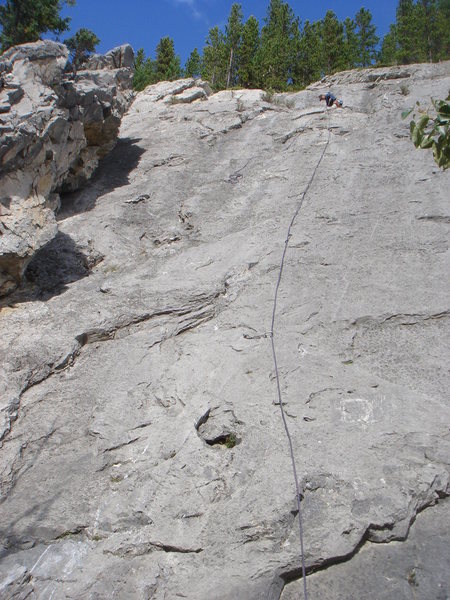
[0, 40, 134, 295]
[0, 62, 449, 599]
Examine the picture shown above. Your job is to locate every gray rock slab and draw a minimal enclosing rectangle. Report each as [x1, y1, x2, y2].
[281, 499, 450, 600]
[0, 63, 449, 599]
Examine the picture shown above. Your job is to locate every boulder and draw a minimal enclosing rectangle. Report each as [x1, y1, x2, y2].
[0, 41, 134, 296]
[1, 40, 69, 86]
[138, 77, 212, 104]
[85, 43, 135, 70]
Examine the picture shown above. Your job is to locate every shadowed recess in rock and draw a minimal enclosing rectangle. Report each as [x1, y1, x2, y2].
[57, 137, 146, 220]
[19, 232, 103, 300]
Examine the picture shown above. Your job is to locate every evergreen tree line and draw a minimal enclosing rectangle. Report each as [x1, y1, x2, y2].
[134, 0, 450, 92]
[0, 0, 448, 91]
[379, 0, 449, 65]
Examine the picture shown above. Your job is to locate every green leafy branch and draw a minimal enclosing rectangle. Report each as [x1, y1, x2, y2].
[402, 95, 450, 170]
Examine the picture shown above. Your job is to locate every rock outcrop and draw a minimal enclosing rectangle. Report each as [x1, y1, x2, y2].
[0, 41, 134, 296]
[0, 63, 449, 599]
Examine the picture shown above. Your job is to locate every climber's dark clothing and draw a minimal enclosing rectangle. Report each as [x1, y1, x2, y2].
[319, 92, 343, 108]
[324, 92, 336, 107]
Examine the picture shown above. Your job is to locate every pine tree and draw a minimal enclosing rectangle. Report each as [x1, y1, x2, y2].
[296, 20, 323, 87]
[133, 48, 156, 91]
[378, 0, 449, 65]
[65, 28, 99, 69]
[202, 26, 227, 89]
[225, 3, 243, 88]
[259, 0, 300, 90]
[238, 16, 260, 88]
[396, 0, 422, 63]
[416, 0, 435, 60]
[355, 7, 379, 66]
[0, 0, 75, 52]
[417, 0, 450, 61]
[435, 0, 450, 60]
[155, 37, 181, 82]
[379, 25, 399, 65]
[321, 10, 347, 74]
[185, 48, 202, 78]
[343, 17, 359, 69]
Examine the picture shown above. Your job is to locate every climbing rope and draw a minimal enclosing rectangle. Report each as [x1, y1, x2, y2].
[270, 112, 331, 600]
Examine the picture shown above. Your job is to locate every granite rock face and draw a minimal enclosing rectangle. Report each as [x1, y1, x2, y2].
[0, 41, 134, 296]
[0, 63, 449, 599]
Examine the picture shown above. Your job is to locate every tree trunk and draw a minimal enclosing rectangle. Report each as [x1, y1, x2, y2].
[226, 47, 234, 89]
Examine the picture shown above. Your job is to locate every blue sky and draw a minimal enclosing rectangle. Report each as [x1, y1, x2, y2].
[3, 1, 398, 64]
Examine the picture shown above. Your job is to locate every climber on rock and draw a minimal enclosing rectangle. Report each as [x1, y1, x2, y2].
[319, 92, 343, 108]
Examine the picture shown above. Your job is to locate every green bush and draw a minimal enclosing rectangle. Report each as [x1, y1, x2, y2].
[65, 28, 99, 69]
[402, 95, 450, 170]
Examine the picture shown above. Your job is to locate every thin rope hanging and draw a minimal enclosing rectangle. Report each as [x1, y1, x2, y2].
[270, 116, 331, 600]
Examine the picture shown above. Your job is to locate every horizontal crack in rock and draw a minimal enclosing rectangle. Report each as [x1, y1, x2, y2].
[104, 541, 203, 558]
[278, 126, 314, 144]
[2, 275, 237, 444]
[103, 437, 140, 453]
[416, 215, 450, 223]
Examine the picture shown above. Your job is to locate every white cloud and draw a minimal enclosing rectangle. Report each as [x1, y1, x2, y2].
[172, 0, 203, 20]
